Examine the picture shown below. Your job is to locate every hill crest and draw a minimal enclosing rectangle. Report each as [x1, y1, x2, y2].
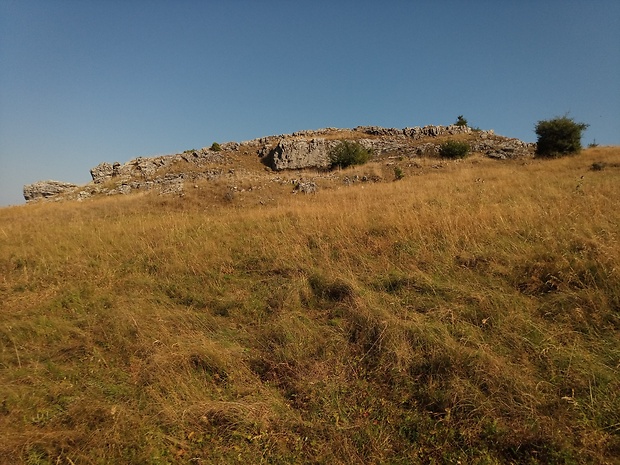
[23, 124, 534, 203]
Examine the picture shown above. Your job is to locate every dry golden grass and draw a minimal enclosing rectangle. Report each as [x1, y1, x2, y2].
[1, 147, 619, 464]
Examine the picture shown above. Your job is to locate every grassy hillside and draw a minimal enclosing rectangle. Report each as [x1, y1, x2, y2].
[1, 147, 619, 464]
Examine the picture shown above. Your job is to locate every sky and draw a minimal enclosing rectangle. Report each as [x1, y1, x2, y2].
[1, 0, 619, 206]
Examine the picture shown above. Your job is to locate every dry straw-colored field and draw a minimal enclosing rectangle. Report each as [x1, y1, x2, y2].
[1, 147, 619, 464]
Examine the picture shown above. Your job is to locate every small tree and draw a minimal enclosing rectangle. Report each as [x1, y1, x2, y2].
[211, 142, 222, 152]
[455, 115, 468, 127]
[440, 140, 470, 159]
[329, 141, 372, 169]
[534, 116, 588, 158]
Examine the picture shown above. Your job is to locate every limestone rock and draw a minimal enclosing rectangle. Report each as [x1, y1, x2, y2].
[472, 137, 535, 159]
[266, 138, 336, 171]
[21, 124, 535, 203]
[402, 124, 471, 139]
[354, 126, 404, 137]
[293, 181, 318, 194]
[219, 142, 240, 151]
[90, 162, 115, 183]
[23, 180, 77, 202]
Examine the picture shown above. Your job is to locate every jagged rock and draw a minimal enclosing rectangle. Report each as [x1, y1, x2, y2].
[23, 180, 77, 202]
[220, 142, 240, 151]
[90, 162, 115, 183]
[293, 181, 318, 194]
[414, 143, 440, 156]
[355, 126, 404, 137]
[23, 124, 535, 203]
[76, 190, 92, 201]
[402, 124, 471, 139]
[292, 128, 338, 137]
[472, 137, 535, 159]
[266, 138, 336, 171]
[132, 157, 162, 178]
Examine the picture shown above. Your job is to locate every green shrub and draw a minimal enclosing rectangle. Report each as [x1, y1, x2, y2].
[535, 116, 588, 158]
[455, 115, 468, 127]
[329, 141, 372, 169]
[439, 141, 470, 159]
[394, 166, 405, 180]
[211, 142, 222, 152]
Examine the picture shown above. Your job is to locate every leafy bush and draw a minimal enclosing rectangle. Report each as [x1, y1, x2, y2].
[211, 142, 222, 152]
[535, 116, 588, 158]
[439, 140, 470, 159]
[455, 115, 468, 127]
[329, 141, 372, 169]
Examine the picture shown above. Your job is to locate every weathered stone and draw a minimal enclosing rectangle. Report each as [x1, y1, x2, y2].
[472, 136, 535, 159]
[414, 143, 440, 156]
[90, 162, 114, 183]
[354, 126, 403, 137]
[402, 124, 472, 139]
[293, 181, 318, 194]
[267, 138, 335, 171]
[22, 124, 535, 203]
[219, 142, 240, 151]
[23, 180, 78, 202]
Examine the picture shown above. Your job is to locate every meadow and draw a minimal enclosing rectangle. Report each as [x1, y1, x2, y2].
[1, 147, 619, 464]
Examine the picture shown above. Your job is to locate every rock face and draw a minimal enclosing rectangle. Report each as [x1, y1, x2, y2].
[261, 125, 534, 171]
[263, 125, 481, 171]
[268, 139, 336, 171]
[90, 162, 115, 183]
[472, 135, 535, 159]
[23, 180, 78, 202]
[355, 124, 471, 139]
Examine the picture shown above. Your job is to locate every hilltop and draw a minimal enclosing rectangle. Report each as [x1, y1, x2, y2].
[2, 129, 620, 464]
[22, 124, 533, 203]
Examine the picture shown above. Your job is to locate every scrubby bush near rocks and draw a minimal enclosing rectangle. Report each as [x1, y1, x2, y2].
[440, 140, 470, 159]
[329, 141, 372, 169]
[455, 115, 468, 127]
[535, 116, 588, 158]
[211, 142, 222, 152]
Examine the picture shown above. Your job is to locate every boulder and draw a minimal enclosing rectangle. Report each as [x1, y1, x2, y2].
[90, 162, 115, 183]
[23, 180, 78, 202]
[266, 138, 335, 170]
[472, 137, 535, 159]
[293, 181, 318, 194]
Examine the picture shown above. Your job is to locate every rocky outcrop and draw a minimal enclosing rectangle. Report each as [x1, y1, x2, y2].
[263, 125, 485, 171]
[22, 124, 536, 202]
[267, 139, 336, 171]
[23, 180, 77, 202]
[89, 147, 230, 185]
[403, 124, 472, 139]
[90, 162, 115, 183]
[355, 126, 405, 137]
[293, 180, 318, 194]
[355, 124, 472, 139]
[471, 134, 535, 159]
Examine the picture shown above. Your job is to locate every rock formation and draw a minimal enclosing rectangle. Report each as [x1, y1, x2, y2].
[267, 139, 335, 171]
[90, 162, 115, 183]
[22, 124, 536, 202]
[23, 180, 78, 202]
[260, 125, 532, 171]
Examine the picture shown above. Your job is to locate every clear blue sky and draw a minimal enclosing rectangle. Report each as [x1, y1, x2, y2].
[1, 0, 619, 206]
